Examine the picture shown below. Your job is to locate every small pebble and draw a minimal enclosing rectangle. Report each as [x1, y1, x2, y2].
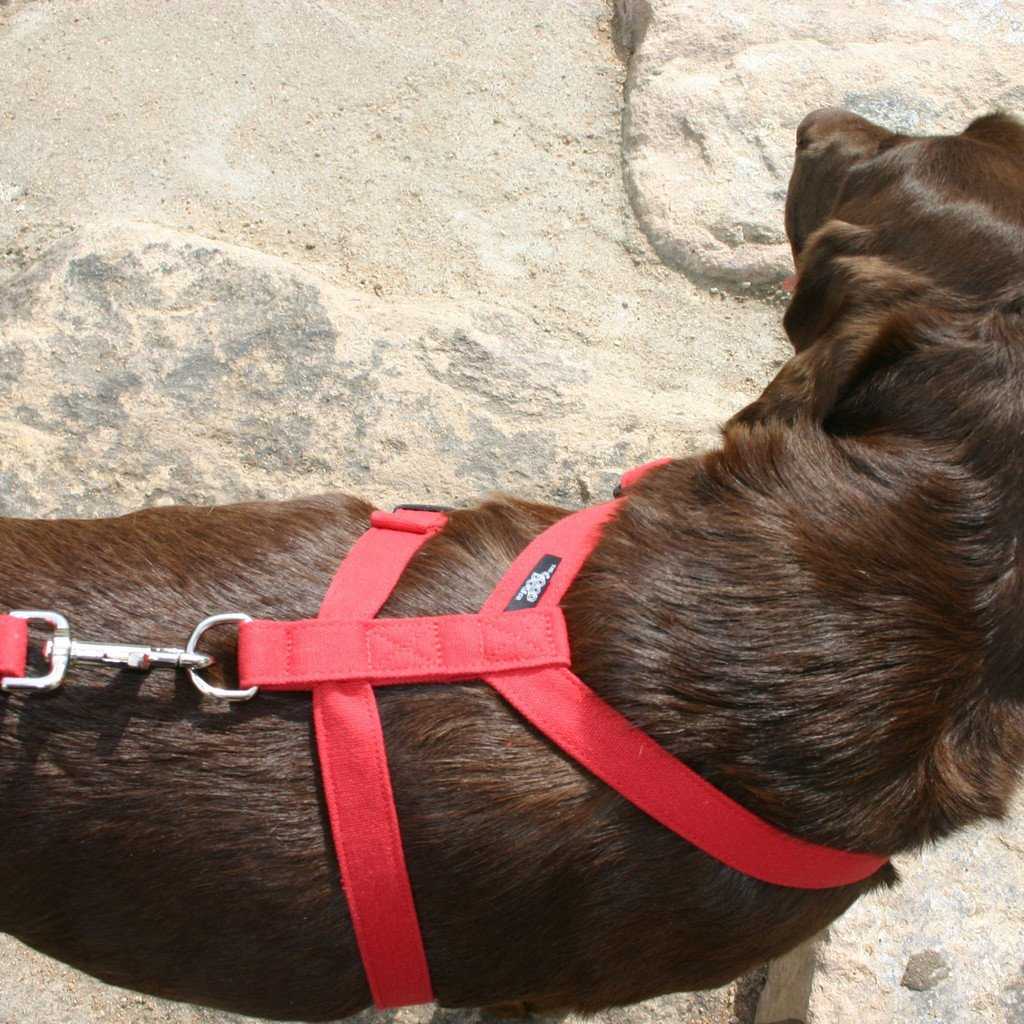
[901, 949, 950, 992]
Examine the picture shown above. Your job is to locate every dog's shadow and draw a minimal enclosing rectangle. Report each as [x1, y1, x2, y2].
[0, 658, 311, 786]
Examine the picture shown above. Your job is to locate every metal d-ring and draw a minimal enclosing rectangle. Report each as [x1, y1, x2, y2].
[185, 612, 258, 702]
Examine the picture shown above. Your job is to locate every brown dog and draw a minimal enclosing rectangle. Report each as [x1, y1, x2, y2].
[2, 108, 1024, 1021]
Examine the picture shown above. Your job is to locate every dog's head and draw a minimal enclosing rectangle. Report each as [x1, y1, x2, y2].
[731, 108, 1024, 429]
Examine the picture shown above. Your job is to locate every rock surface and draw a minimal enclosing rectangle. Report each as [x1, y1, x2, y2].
[806, 791, 1024, 1024]
[0, 0, 740, 355]
[1, 1, 1023, 1023]
[0, 220, 755, 519]
[618, 0, 1024, 286]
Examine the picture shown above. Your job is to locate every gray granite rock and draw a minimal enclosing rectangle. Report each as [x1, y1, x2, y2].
[900, 950, 951, 992]
[617, 0, 1024, 287]
[0, 221, 745, 519]
[0, 0, 726, 348]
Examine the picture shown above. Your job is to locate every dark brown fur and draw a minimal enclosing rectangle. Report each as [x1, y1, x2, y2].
[3, 109, 1024, 1021]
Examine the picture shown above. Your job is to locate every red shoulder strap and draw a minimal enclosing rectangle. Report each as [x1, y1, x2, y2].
[479, 506, 886, 888]
[487, 666, 886, 888]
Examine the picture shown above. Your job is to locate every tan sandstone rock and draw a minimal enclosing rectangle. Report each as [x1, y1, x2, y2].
[617, 0, 1024, 286]
[0, 220, 747, 518]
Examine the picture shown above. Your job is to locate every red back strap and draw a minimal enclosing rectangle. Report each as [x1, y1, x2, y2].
[239, 607, 570, 689]
[237, 471, 888, 1008]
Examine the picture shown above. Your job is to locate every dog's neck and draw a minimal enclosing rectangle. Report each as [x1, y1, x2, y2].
[571, 446, 1024, 856]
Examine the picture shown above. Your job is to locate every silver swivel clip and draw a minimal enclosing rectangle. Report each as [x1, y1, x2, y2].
[1, 610, 258, 701]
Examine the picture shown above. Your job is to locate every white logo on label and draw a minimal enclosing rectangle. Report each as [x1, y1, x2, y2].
[515, 564, 557, 604]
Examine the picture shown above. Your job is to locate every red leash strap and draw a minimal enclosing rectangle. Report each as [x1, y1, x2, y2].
[0, 615, 28, 679]
[312, 507, 446, 1009]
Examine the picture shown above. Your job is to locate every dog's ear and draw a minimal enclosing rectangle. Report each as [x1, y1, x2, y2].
[783, 220, 937, 351]
[782, 220, 874, 351]
[729, 310, 925, 429]
[785, 108, 898, 262]
[729, 221, 934, 429]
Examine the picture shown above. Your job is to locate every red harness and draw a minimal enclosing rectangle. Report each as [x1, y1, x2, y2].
[0, 461, 887, 1008]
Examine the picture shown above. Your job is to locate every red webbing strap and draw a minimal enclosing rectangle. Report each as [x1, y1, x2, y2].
[318, 509, 446, 613]
[482, 501, 623, 611]
[479, 502, 888, 890]
[486, 668, 886, 888]
[312, 508, 445, 1009]
[239, 607, 570, 690]
[0, 615, 28, 679]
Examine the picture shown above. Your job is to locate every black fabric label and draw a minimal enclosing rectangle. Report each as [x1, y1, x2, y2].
[505, 555, 562, 611]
